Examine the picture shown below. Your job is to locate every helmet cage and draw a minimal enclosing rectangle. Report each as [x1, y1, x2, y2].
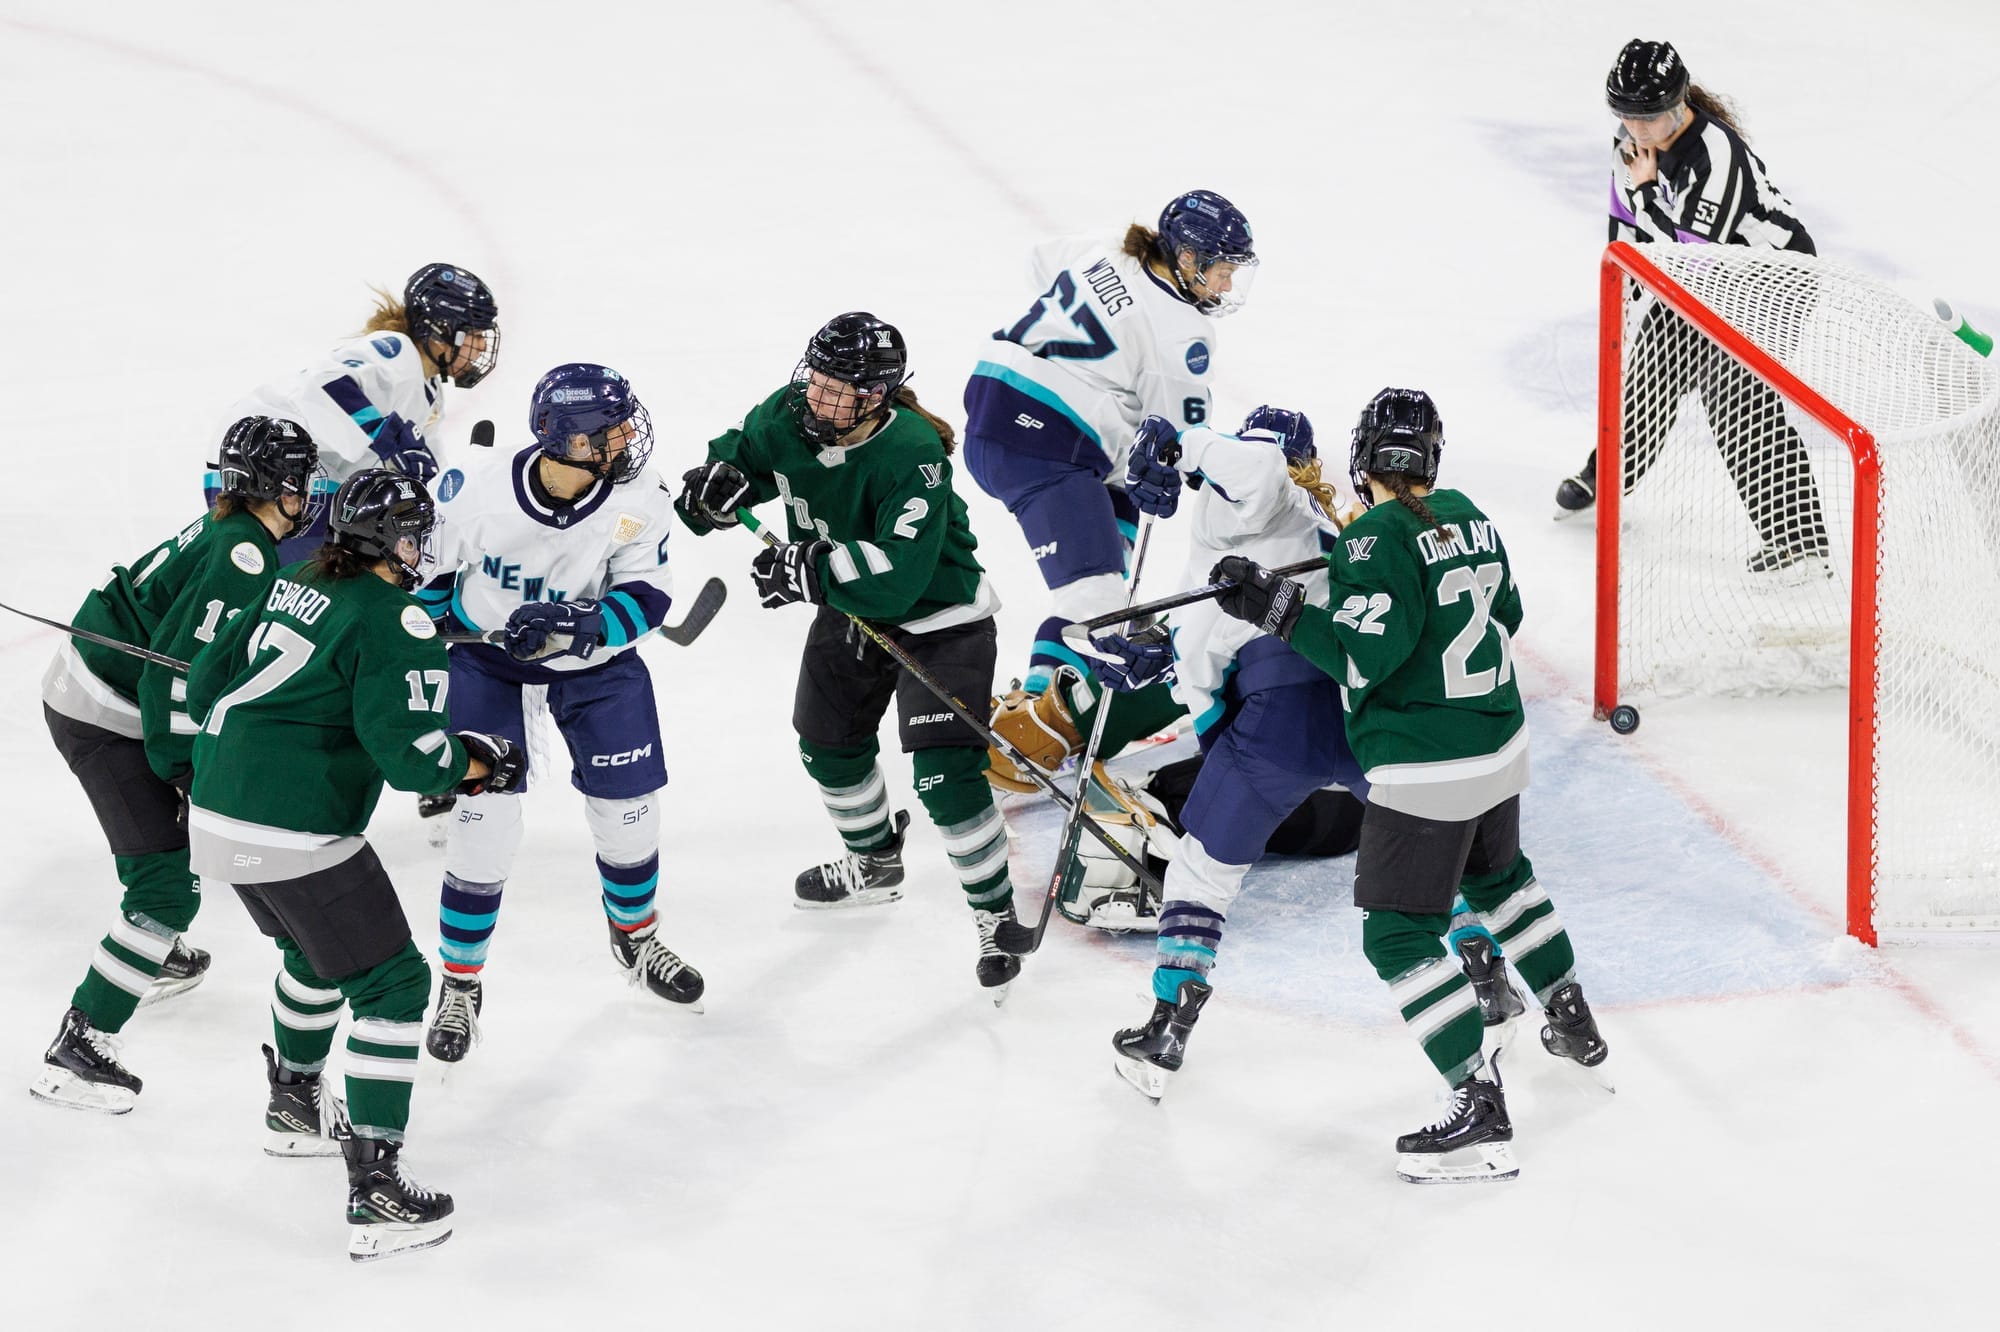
[213, 416, 328, 538]
[403, 264, 501, 387]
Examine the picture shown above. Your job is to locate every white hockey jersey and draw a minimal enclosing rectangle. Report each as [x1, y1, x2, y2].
[971, 235, 1217, 475]
[420, 445, 677, 673]
[209, 330, 445, 491]
[1164, 427, 1334, 734]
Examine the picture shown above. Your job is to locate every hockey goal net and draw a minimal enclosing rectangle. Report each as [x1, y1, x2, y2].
[1592, 241, 2000, 945]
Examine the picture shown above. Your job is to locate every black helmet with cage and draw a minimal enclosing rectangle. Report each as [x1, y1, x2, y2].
[786, 312, 909, 444]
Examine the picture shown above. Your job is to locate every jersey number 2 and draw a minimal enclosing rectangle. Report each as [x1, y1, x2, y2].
[1437, 562, 1513, 699]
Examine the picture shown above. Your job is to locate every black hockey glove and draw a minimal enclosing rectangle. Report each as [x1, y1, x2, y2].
[1210, 556, 1306, 640]
[455, 732, 526, 796]
[751, 539, 833, 609]
[1126, 416, 1184, 518]
[1090, 623, 1176, 692]
[503, 597, 606, 662]
[677, 460, 749, 531]
[368, 412, 439, 484]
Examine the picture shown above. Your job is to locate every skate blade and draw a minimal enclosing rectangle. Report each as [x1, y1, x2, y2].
[1541, 1031, 1616, 1093]
[1396, 1141, 1518, 1185]
[984, 981, 1012, 1008]
[1551, 503, 1594, 523]
[264, 1129, 344, 1158]
[425, 820, 451, 850]
[348, 1219, 453, 1263]
[793, 887, 903, 911]
[136, 973, 206, 1009]
[29, 1068, 136, 1115]
[1480, 1012, 1522, 1062]
[1113, 1055, 1169, 1104]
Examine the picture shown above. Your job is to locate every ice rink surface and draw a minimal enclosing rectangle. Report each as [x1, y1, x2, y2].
[2, 2, 1996, 1326]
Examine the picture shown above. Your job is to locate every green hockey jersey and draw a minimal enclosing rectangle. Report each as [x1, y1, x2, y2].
[184, 561, 470, 883]
[40, 507, 280, 780]
[684, 387, 999, 631]
[1287, 489, 1528, 821]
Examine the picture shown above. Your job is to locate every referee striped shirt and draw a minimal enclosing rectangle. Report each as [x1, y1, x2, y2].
[1607, 110, 1814, 254]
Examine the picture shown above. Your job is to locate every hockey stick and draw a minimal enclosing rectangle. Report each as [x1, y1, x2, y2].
[439, 576, 729, 652]
[0, 598, 190, 671]
[1058, 555, 1329, 661]
[732, 507, 1162, 894]
[1001, 510, 1161, 956]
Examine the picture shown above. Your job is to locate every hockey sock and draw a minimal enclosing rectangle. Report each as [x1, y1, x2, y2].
[1026, 613, 1092, 695]
[1070, 677, 1186, 758]
[1153, 901, 1224, 1001]
[438, 874, 504, 977]
[800, 738, 896, 852]
[1362, 909, 1485, 1086]
[1446, 893, 1504, 961]
[337, 941, 430, 1142]
[1460, 853, 1577, 1005]
[271, 943, 344, 1074]
[70, 910, 173, 1034]
[914, 747, 1013, 912]
[600, 853, 659, 935]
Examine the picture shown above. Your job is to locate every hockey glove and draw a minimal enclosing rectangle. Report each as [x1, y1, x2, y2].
[751, 539, 833, 609]
[455, 732, 526, 796]
[369, 412, 439, 484]
[1090, 623, 1176, 692]
[502, 598, 607, 662]
[677, 460, 749, 530]
[1126, 416, 1184, 518]
[1210, 556, 1307, 640]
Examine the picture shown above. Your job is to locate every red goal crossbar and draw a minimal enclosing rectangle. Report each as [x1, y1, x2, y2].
[1592, 241, 1883, 945]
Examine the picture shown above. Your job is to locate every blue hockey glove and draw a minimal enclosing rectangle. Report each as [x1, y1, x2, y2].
[1090, 624, 1175, 692]
[502, 598, 606, 662]
[455, 731, 526, 796]
[369, 412, 438, 483]
[1126, 415, 1184, 518]
[1240, 406, 1316, 464]
[1210, 556, 1306, 640]
[677, 460, 749, 530]
[751, 539, 833, 609]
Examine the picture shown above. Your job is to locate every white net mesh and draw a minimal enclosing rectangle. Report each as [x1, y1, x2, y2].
[1611, 245, 2000, 935]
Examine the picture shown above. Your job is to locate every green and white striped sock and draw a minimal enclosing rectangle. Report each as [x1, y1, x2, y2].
[70, 912, 172, 1034]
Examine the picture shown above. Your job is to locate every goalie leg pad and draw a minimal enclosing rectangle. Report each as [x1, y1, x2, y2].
[986, 668, 1089, 793]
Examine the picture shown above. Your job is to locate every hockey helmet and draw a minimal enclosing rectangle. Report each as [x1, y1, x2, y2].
[1240, 405, 1316, 467]
[404, 263, 501, 387]
[213, 416, 325, 533]
[1606, 39, 1688, 118]
[528, 363, 654, 485]
[1349, 388, 1443, 508]
[788, 312, 909, 444]
[328, 468, 438, 589]
[1157, 190, 1258, 317]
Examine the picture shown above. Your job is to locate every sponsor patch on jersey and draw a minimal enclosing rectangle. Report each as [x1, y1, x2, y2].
[437, 468, 465, 502]
[372, 336, 401, 359]
[229, 541, 266, 576]
[1186, 341, 1210, 375]
[613, 512, 647, 544]
[400, 605, 438, 640]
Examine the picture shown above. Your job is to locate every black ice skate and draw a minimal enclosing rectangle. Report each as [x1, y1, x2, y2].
[419, 792, 457, 848]
[29, 1006, 141, 1114]
[1395, 1063, 1518, 1185]
[973, 905, 1021, 1005]
[1745, 537, 1832, 576]
[1112, 979, 1212, 1103]
[344, 1137, 454, 1263]
[139, 934, 211, 1008]
[1541, 982, 1610, 1069]
[424, 974, 482, 1063]
[609, 920, 705, 1012]
[795, 810, 910, 909]
[1453, 934, 1527, 1038]
[263, 1043, 350, 1158]
[1553, 455, 1596, 519]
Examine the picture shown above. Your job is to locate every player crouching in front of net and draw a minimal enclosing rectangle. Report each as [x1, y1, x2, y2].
[184, 469, 524, 1260]
[676, 313, 1022, 997]
[1207, 389, 1609, 1183]
[417, 364, 702, 1064]
[31, 417, 321, 1114]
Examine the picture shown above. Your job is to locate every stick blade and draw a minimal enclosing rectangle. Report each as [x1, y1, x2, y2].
[659, 577, 727, 646]
[994, 917, 1041, 955]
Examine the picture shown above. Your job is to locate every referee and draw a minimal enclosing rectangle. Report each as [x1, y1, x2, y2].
[1556, 38, 1830, 573]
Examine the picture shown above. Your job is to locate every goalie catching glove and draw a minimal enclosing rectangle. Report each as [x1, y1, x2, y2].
[455, 732, 525, 796]
[985, 668, 1091, 793]
[502, 598, 605, 662]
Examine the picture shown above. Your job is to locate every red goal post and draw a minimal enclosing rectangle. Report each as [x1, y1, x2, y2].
[1591, 240, 2000, 946]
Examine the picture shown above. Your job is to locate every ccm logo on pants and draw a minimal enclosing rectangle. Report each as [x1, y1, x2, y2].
[591, 745, 655, 767]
